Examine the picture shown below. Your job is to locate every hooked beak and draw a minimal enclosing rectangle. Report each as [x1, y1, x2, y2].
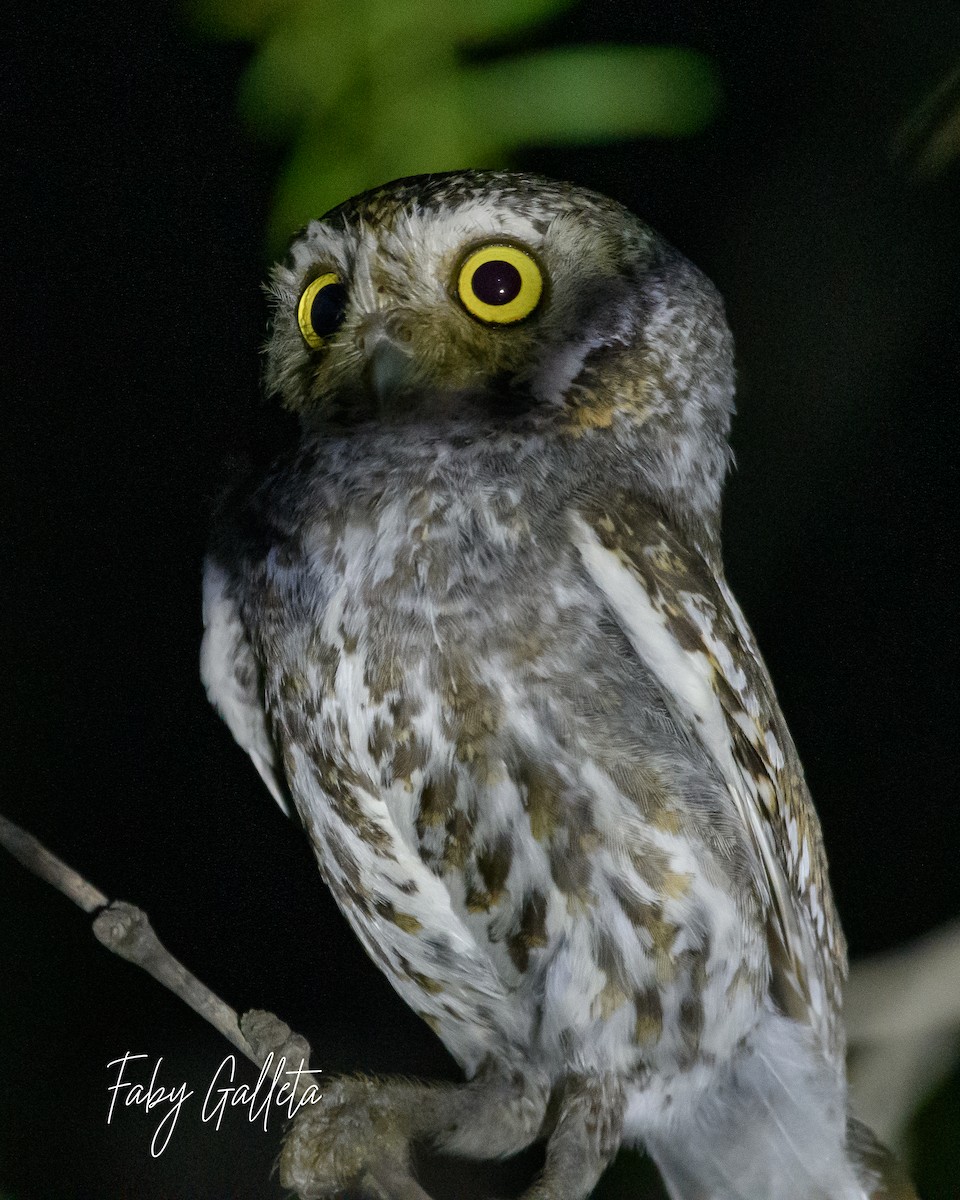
[362, 328, 416, 407]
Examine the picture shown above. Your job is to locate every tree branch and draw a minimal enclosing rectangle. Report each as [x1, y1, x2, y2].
[0, 811, 108, 912]
[0, 811, 315, 1101]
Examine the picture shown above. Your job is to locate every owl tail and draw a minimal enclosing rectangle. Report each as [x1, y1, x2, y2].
[644, 1013, 920, 1200]
[847, 1118, 919, 1200]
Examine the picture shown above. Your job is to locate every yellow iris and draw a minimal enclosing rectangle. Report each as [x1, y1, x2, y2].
[297, 273, 344, 349]
[456, 244, 543, 324]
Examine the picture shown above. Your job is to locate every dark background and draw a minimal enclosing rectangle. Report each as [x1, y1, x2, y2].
[4, 2, 959, 1197]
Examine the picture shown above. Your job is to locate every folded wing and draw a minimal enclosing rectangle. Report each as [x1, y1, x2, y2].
[569, 494, 846, 1062]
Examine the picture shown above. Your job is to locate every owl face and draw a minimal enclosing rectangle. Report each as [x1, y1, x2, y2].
[265, 171, 735, 522]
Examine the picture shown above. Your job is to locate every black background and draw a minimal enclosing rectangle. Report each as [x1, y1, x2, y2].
[4, 2, 960, 1197]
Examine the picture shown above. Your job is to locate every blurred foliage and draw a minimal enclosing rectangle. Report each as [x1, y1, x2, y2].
[191, 0, 720, 250]
[892, 60, 960, 178]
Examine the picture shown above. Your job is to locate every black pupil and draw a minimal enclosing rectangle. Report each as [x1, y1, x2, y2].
[471, 259, 522, 306]
[309, 281, 348, 337]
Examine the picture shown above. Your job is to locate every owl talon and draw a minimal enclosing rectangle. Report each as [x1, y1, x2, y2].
[240, 1008, 312, 1074]
[277, 1068, 544, 1198]
[278, 1066, 548, 1199]
[278, 1070, 618, 1200]
[279, 1075, 429, 1200]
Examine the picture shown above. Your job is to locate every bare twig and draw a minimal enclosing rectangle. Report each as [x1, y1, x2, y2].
[0, 811, 108, 912]
[91, 899, 257, 1065]
[0, 811, 316, 1102]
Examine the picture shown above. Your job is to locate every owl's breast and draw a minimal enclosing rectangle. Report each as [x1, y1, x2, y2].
[252, 480, 766, 1078]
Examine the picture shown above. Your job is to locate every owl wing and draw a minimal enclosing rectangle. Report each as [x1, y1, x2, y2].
[200, 557, 291, 817]
[568, 494, 846, 1056]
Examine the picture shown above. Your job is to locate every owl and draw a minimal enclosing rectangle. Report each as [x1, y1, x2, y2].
[201, 171, 914, 1200]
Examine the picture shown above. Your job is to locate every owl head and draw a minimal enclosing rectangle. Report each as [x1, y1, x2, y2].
[265, 170, 735, 526]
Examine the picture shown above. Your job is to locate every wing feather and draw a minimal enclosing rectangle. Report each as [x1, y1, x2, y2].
[201, 558, 291, 817]
[569, 497, 845, 1057]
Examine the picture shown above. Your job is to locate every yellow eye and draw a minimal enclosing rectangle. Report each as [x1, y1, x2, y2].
[297, 272, 348, 349]
[456, 244, 543, 324]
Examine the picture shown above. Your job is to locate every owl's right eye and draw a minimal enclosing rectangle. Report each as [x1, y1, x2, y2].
[297, 273, 348, 349]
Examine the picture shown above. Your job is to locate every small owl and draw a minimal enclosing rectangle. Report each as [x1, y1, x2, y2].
[201, 171, 914, 1200]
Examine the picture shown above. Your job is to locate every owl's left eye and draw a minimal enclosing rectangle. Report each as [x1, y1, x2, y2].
[297, 273, 348, 349]
[456, 244, 543, 324]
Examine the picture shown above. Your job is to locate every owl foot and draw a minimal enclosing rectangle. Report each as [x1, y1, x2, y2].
[279, 1074, 431, 1200]
[521, 1075, 624, 1200]
[279, 1068, 621, 1200]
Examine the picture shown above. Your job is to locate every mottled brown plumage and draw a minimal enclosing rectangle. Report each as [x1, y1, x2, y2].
[202, 170, 914, 1200]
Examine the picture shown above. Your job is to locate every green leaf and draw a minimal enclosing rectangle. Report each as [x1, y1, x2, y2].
[188, 0, 722, 251]
[463, 46, 722, 142]
[269, 141, 374, 248]
[238, 7, 362, 136]
[268, 107, 497, 251]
